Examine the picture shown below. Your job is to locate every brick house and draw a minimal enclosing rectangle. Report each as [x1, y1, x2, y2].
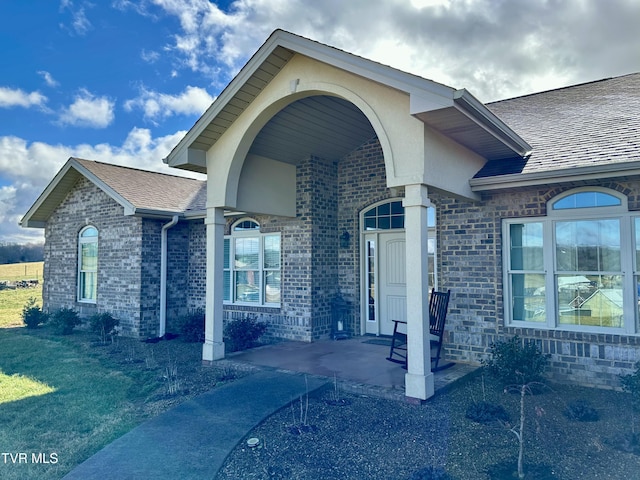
[24, 30, 640, 401]
[21, 158, 208, 338]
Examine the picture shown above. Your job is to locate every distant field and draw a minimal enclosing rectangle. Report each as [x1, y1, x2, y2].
[0, 261, 44, 282]
[0, 262, 44, 328]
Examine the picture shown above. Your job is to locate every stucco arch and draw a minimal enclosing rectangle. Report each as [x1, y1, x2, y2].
[211, 81, 398, 214]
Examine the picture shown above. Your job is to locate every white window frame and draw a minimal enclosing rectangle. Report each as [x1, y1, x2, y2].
[503, 187, 638, 334]
[359, 199, 438, 335]
[77, 225, 98, 303]
[224, 218, 281, 307]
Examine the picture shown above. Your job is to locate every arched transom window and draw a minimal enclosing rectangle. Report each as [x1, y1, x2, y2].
[223, 219, 281, 305]
[504, 187, 640, 334]
[78, 226, 98, 302]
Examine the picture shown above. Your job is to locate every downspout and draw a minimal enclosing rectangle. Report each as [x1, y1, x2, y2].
[160, 215, 179, 338]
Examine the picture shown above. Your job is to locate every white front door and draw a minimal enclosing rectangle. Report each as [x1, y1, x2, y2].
[378, 232, 406, 336]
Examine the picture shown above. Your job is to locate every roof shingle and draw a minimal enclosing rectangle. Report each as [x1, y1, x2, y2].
[476, 73, 640, 178]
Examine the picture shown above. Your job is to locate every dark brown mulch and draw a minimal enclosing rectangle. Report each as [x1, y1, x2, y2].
[215, 375, 640, 480]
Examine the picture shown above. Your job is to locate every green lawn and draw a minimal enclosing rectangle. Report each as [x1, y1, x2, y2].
[0, 330, 158, 479]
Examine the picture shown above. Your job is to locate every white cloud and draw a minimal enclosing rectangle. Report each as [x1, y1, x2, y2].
[0, 87, 48, 109]
[38, 71, 60, 88]
[124, 85, 214, 122]
[143, 0, 640, 102]
[141, 49, 160, 63]
[59, 89, 115, 128]
[0, 128, 204, 243]
[59, 0, 93, 36]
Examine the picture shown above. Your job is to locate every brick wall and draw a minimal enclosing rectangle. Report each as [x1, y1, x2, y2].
[436, 180, 640, 389]
[186, 221, 206, 312]
[44, 177, 144, 334]
[337, 137, 393, 333]
[43, 177, 197, 338]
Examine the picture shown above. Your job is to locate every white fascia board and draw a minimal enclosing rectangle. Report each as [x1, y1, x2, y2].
[21, 159, 76, 227]
[453, 89, 532, 156]
[165, 33, 288, 167]
[21, 220, 47, 228]
[130, 208, 185, 219]
[21, 157, 135, 228]
[470, 161, 640, 191]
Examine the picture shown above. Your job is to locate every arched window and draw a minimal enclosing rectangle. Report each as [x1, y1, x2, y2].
[504, 187, 638, 333]
[223, 218, 281, 305]
[78, 226, 98, 302]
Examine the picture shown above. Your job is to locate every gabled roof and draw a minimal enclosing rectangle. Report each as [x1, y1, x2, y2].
[21, 158, 206, 228]
[471, 73, 640, 190]
[164, 29, 531, 173]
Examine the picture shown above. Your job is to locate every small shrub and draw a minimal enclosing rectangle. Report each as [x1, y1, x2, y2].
[564, 399, 600, 422]
[224, 315, 268, 352]
[482, 336, 549, 386]
[89, 312, 119, 344]
[21, 297, 48, 329]
[49, 308, 81, 335]
[465, 401, 510, 424]
[176, 310, 205, 343]
[482, 336, 550, 480]
[621, 361, 640, 411]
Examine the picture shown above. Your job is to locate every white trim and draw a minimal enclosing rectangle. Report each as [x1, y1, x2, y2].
[224, 219, 281, 307]
[77, 225, 98, 304]
[358, 198, 438, 336]
[470, 160, 640, 191]
[503, 187, 638, 335]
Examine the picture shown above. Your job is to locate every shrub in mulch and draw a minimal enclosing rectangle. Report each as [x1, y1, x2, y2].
[609, 432, 640, 456]
[49, 307, 81, 335]
[287, 424, 319, 435]
[465, 401, 510, 424]
[89, 312, 119, 344]
[224, 315, 268, 352]
[563, 399, 600, 422]
[21, 297, 48, 329]
[175, 310, 205, 343]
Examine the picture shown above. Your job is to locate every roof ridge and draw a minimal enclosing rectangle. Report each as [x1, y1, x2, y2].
[72, 157, 205, 183]
[488, 72, 640, 105]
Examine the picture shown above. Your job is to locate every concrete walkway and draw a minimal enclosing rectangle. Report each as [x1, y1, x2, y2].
[63, 370, 328, 480]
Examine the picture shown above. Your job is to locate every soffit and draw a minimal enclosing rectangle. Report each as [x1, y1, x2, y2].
[414, 107, 523, 161]
[249, 95, 376, 164]
[188, 46, 295, 152]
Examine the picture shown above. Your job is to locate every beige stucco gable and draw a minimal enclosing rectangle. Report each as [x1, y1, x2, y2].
[206, 53, 488, 213]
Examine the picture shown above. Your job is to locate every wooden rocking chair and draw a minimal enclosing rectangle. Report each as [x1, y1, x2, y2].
[386, 289, 453, 371]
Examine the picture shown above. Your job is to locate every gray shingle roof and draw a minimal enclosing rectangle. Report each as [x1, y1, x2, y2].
[475, 73, 640, 178]
[74, 158, 206, 213]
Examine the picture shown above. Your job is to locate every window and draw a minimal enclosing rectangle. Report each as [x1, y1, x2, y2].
[362, 199, 437, 291]
[504, 188, 636, 333]
[78, 226, 98, 302]
[223, 219, 281, 305]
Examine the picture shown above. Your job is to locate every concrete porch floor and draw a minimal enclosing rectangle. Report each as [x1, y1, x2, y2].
[223, 336, 478, 401]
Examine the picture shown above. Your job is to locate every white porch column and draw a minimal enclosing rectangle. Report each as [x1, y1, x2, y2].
[403, 184, 434, 401]
[202, 207, 226, 363]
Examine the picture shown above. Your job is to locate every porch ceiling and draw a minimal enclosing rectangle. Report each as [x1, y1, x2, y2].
[249, 95, 377, 164]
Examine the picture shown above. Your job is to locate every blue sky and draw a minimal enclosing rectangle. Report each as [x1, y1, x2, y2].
[1, 0, 639, 243]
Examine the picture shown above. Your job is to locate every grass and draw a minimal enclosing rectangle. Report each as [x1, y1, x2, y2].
[0, 329, 160, 479]
[0, 262, 43, 328]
